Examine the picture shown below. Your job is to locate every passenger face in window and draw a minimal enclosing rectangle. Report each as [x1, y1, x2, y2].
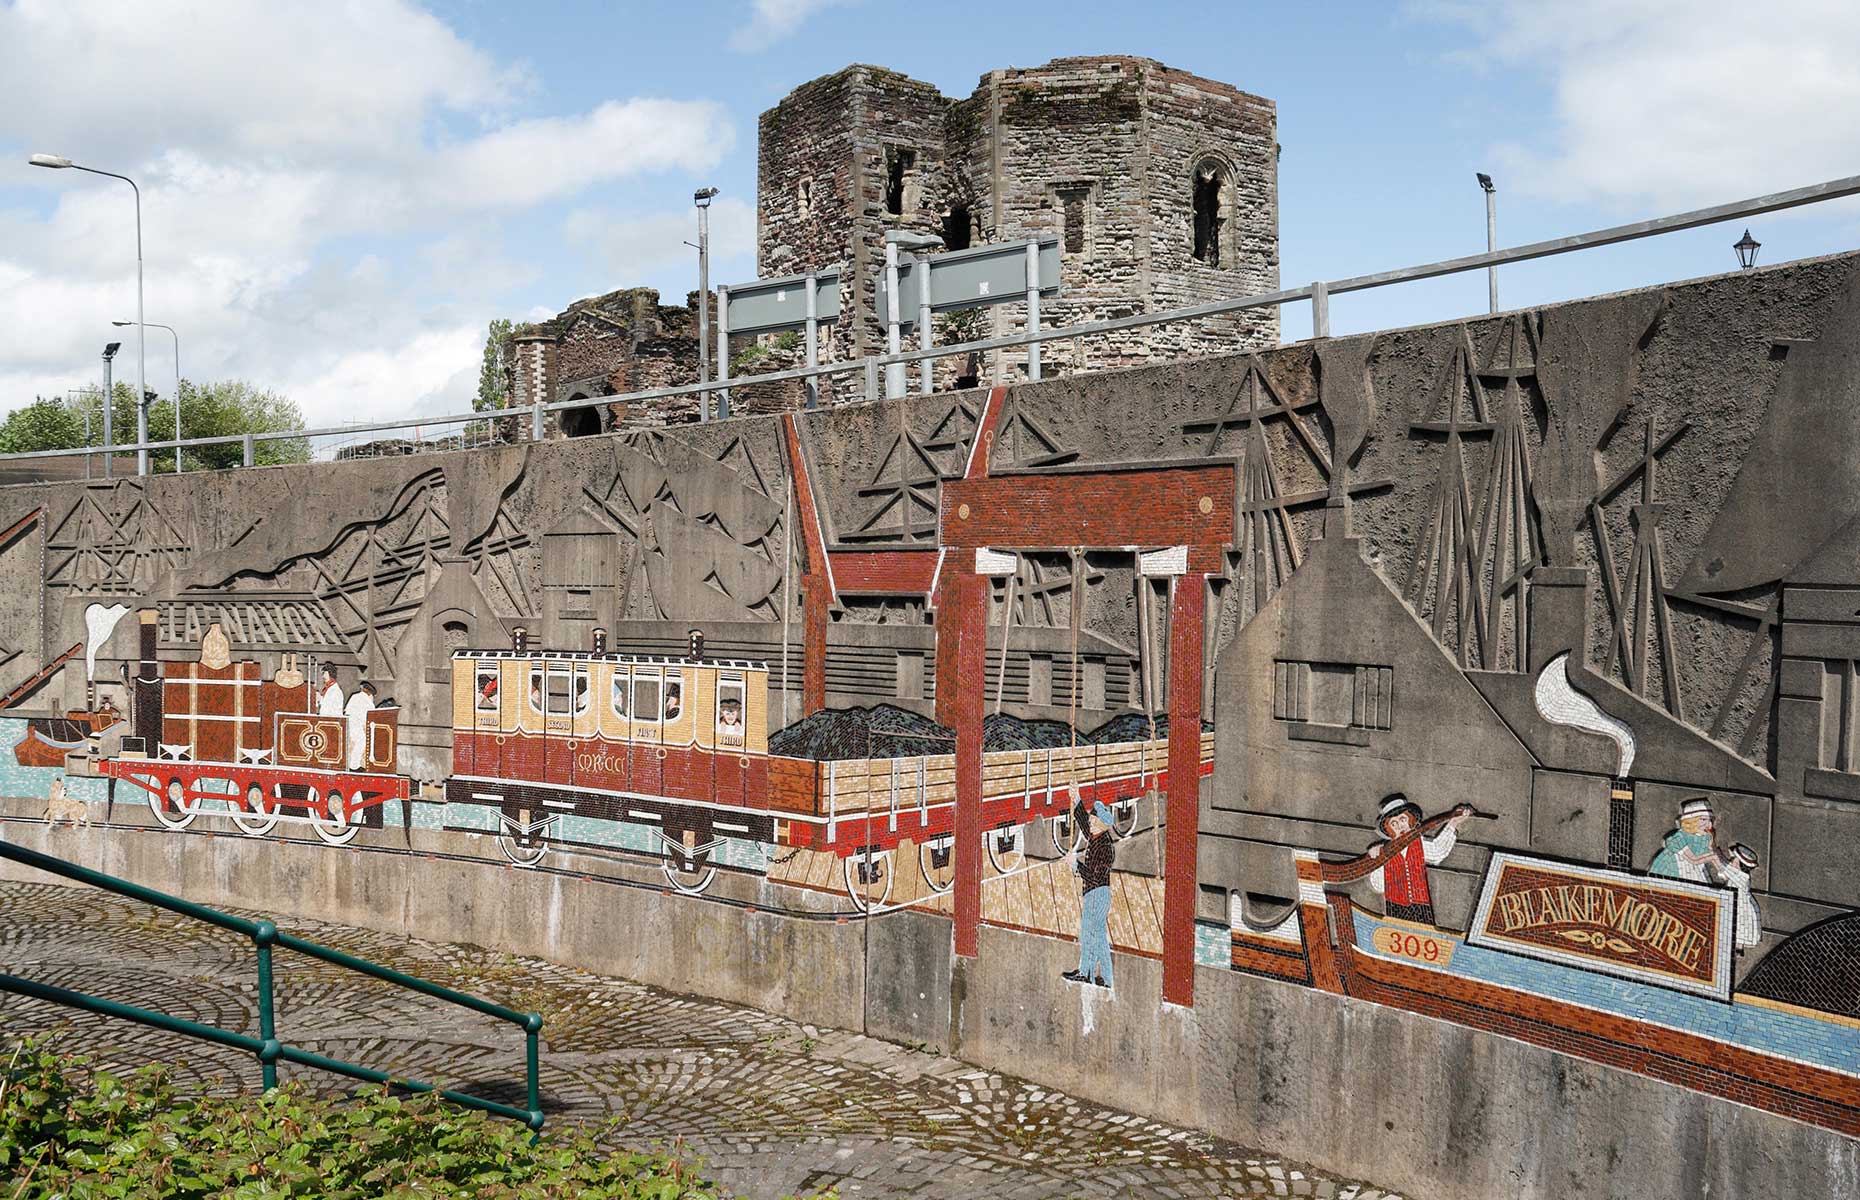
[664, 683, 683, 719]
[718, 698, 743, 729]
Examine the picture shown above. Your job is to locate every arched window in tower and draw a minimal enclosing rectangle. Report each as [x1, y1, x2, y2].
[1192, 158, 1233, 267]
[884, 146, 916, 216]
[797, 178, 813, 216]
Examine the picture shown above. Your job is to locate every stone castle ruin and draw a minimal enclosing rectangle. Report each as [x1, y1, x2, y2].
[505, 56, 1278, 434]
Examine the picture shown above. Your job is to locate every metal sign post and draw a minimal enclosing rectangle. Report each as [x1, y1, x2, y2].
[717, 268, 843, 414]
[885, 242, 904, 400]
[918, 257, 934, 395]
[876, 237, 1060, 392]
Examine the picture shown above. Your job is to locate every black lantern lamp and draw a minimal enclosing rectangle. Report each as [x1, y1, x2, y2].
[1734, 229, 1761, 271]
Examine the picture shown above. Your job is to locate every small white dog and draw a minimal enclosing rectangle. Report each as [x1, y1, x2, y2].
[41, 777, 90, 828]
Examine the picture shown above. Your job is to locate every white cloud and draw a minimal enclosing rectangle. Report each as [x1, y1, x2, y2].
[0, 0, 739, 431]
[1419, 0, 1860, 209]
[562, 197, 757, 283]
[730, 0, 851, 51]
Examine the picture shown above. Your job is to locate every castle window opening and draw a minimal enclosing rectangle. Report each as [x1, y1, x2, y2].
[797, 178, 813, 215]
[941, 203, 972, 250]
[884, 146, 916, 216]
[1059, 187, 1090, 255]
[1193, 158, 1233, 266]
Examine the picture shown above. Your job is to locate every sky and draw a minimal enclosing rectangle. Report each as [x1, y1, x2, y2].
[2, 0, 1858, 440]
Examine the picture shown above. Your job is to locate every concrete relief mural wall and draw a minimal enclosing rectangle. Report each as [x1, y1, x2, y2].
[6, 256, 1860, 1142]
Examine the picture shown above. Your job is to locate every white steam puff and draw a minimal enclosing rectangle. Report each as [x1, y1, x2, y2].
[1533, 651, 1636, 775]
[83, 603, 130, 683]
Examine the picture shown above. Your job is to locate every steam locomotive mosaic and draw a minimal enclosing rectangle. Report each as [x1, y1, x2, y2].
[44, 616, 1209, 910]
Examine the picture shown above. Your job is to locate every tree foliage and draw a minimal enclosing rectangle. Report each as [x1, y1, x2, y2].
[479, 318, 515, 412]
[0, 381, 309, 471]
[0, 1034, 821, 1199]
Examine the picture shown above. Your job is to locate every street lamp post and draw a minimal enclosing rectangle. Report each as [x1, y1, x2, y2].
[100, 342, 120, 479]
[32, 154, 147, 475]
[693, 187, 719, 421]
[114, 321, 179, 472]
[1477, 172, 1498, 314]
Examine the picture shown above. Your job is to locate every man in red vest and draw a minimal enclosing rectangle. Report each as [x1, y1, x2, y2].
[1367, 793, 1474, 926]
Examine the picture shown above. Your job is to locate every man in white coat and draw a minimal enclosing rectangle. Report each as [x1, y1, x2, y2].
[316, 666, 345, 718]
[344, 682, 376, 771]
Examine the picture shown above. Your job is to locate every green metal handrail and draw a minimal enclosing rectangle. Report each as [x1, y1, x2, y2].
[0, 837, 544, 1131]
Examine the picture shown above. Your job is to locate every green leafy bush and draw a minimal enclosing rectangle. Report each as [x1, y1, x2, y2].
[0, 1034, 777, 1199]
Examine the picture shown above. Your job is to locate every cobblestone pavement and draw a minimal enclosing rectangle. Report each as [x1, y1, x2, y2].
[0, 881, 1406, 1199]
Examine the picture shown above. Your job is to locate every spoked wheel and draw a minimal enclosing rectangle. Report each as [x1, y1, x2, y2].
[150, 777, 200, 831]
[918, 834, 956, 895]
[843, 846, 894, 913]
[1111, 796, 1140, 837]
[985, 823, 1026, 875]
[498, 832, 550, 869]
[660, 835, 718, 895]
[1049, 808, 1086, 856]
[230, 783, 281, 837]
[309, 788, 360, 847]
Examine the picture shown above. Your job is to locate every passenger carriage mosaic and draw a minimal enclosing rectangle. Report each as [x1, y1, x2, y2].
[5, 255, 1860, 1138]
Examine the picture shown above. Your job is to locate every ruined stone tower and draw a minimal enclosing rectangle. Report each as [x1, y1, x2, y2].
[757, 56, 1279, 377]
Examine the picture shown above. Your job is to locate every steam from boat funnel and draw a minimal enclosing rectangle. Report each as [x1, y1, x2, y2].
[1533, 652, 1635, 774]
[82, 603, 131, 683]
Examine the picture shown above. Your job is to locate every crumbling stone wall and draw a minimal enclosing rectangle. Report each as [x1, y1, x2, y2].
[757, 56, 1279, 387]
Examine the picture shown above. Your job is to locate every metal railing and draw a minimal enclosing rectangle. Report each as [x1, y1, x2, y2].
[7, 171, 1859, 475]
[0, 837, 545, 1132]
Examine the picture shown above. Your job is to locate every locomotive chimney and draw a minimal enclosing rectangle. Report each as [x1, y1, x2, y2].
[687, 629, 704, 661]
[592, 627, 607, 655]
[512, 625, 527, 654]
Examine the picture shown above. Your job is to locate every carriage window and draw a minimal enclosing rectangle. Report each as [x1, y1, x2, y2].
[475, 665, 500, 712]
[528, 668, 544, 712]
[610, 667, 630, 718]
[716, 675, 746, 746]
[632, 670, 662, 722]
[546, 666, 574, 718]
[664, 674, 685, 721]
[572, 668, 592, 716]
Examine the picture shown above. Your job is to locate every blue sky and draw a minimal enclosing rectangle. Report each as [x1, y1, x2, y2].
[2, 0, 1857, 433]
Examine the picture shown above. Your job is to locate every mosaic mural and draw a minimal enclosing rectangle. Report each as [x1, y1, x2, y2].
[4, 256, 1860, 1144]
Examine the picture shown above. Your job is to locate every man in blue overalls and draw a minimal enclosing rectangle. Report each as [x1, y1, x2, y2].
[1063, 800, 1118, 989]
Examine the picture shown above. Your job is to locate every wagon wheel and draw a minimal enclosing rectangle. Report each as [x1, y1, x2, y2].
[985, 823, 1026, 876]
[1111, 796, 1140, 837]
[309, 788, 360, 847]
[843, 846, 893, 913]
[497, 831, 550, 869]
[1049, 808, 1085, 856]
[918, 834, 956, 895]
[660, 834, 717, 895]
[150, 777, 200, 831]
[230, 783, 281, 837]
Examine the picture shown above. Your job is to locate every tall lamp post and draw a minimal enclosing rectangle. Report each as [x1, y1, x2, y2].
[100, 342, 120, 479]
[1477, 172, 1498, 314]
[693, 186, 719, 420]
[114, 321, 180, 473]
[32, 154, 148, 475]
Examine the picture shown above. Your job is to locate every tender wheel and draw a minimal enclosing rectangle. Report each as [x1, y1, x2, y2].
[1049, 808, 1085, 856]
[498, 833, 550, 868]
[985, 823, 1026, 876]
[918, 834, 956, 895]
[310, 789, 360, 846]
[843, 846, 894, 913]
[150, 777, 199, 831]
[1111, 797, 1139, 837]
[230, 783, 281, 837]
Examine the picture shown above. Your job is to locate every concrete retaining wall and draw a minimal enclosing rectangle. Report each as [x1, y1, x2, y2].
[2, 816, 1852, 1200]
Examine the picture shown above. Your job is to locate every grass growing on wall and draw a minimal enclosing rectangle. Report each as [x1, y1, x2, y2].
[0, 1033, 826, 1199]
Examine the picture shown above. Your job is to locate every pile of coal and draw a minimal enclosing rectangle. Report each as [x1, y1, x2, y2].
[768, 704, 954, 760]
[981, 712, 1074, 750]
